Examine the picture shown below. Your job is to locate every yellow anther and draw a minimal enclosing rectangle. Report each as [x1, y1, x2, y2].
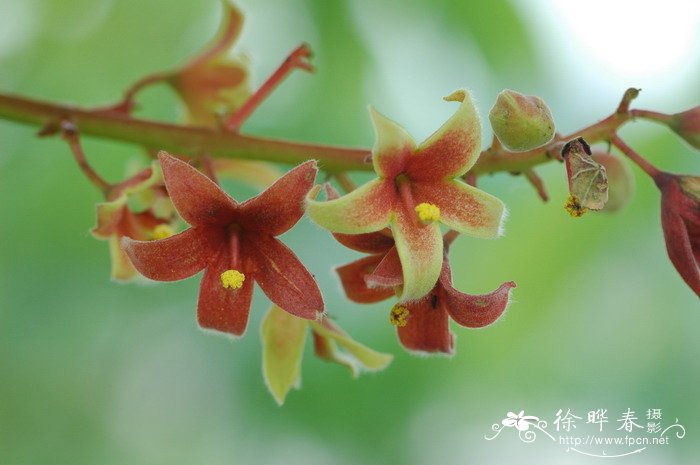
[151, 224, 175, 240]
[564, 195, 588, 218]
[415, 202, 441, 223]
[221, 269, 246, 289]
[389, 305, 410, 327]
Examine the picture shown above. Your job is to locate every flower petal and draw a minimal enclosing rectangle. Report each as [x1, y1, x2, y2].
[369, 106, 416, 178]
[247, 235, 324, 319]
[444, 272, 516, 328]
[414, 179, 506, 238]
[661, 209, 700, 297]
[158, 152, 237, 226]
[108, 235, 137, 282]
[197, 246, 254, 336]
[307, 178, 394, 234]
[311, 318, 393, 377]
[92, 199, 127, 239]
[336, 256, 394, 303]
[238, 161, 317, 236]
[398, 297, 454, 355]
[392, 208, 443, 302]
[260, 305, 308, 405]
[406, 90, 482, 180]
[365, 246, 403, 289]
[333, 229, 395, 254]
[122, 226, 222, 281]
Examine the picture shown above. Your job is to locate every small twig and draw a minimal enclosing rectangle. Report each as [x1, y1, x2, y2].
[611, 134, 660, 178]
[200, 153, 219, 184]
[334, 172, 357, 193]
[60, 121, 111, 193]
[524, 170, 549, 202]
[225, 43, 314, 131]
[616, 87, 641, 114]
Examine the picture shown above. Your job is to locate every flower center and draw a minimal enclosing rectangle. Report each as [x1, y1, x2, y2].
[151, 224, 175, 240]
[415, 202, 441, 223]
[221, 269, 246, 289]
[389, 304, 410, 327]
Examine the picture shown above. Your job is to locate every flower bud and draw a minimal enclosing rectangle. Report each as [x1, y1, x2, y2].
[654, 172, 700, 297]
[590, 151, 634, 212]
[489, 89, 555, 152]
[669, 105, 700, 150]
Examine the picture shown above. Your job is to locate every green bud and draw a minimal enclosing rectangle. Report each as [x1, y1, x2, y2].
[489, 89, 555, 152]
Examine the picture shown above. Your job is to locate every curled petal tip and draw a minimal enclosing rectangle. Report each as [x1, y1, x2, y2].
[443, 89, 467, 103]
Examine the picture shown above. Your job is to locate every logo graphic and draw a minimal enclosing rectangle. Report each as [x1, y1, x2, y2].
[485, 408, 686, 458]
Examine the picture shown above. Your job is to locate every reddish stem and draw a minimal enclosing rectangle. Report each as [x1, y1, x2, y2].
[630, 109, 673, 124]
[61, 121, 111, 193]
[524, 170, 549, 202]
[201, 153, 219, 184]
[334, 172, 357, 193]
[225, 43, 314, 131]
[611, 134, 660, 178]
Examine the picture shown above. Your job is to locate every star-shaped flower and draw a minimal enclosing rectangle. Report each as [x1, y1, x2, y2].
[122, 152, 324, 336]
[655, 172, 700, 297]
[92, 163, 176, 281]
[307, 90, 506, 302]
[331, 219, 514, 355]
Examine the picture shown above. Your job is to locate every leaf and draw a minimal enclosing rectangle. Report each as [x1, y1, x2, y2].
[310, 318, 393, 377]
[563, 137, 609, 211]
[261, 306, 309, 406]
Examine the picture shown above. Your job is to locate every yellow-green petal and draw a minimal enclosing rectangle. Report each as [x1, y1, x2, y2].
[261, 305, 309, 406]
[391, 208, 443, 302]
[369, 106, 416, 178]
[306, 178, 394, 234]
[311, 319, 393, 377]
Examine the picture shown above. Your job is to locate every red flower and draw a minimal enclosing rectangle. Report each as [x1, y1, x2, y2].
[333, 220, 515, 355]
[123, 152, 324, 336]
[92, 164, 176, 281]
[655, 172, 700, 297]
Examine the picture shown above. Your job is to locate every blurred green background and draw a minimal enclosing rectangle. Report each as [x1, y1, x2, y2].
[1, 0, 698, 463]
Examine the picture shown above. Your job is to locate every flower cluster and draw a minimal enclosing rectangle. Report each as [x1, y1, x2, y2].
[32, 2, 698, 405]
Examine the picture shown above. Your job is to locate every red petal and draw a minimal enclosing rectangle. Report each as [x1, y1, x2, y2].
[197, 247, 254, 336]
[444, 274, 515, 328]
[333, 229, 395, 254]
[238, 161, 318, 236]
[247, 235, 324, 319]
[158, 152, 237, 226]
[324, 183, 395, 253]
[686, 220, 700, 264]
[661, 208, 700, 297]
[398, 296, 454, 355]
[365, 246, 403, 288]
[413, 179, 505, 238]
[405, 90, 481, 181]
[369, 107, 416, 178]
[122, 227, 222, 281]
[307, 178, 395, 234]
[336, 256, 394, 303]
